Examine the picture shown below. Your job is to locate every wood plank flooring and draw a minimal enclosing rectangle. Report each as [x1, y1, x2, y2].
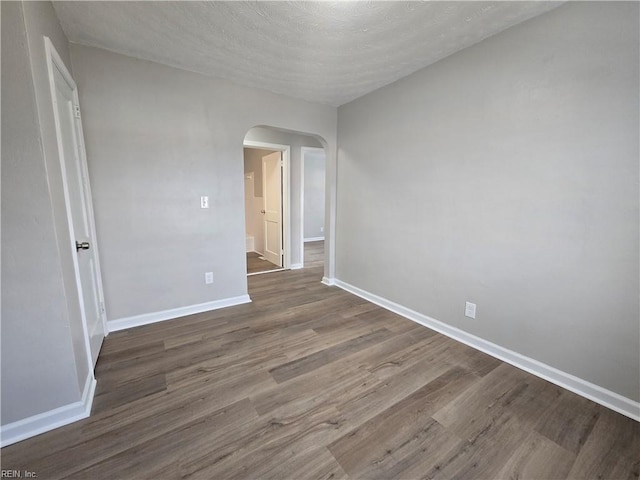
[303, 240, 324, 268]
[247, 240, 324, 274]
[2, 245, 638, 479]
[246, 251, 280, 274]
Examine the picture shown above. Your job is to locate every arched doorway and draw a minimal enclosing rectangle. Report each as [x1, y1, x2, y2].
[243, 126, 327, 275]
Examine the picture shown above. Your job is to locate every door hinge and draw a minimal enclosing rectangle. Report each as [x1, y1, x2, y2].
[73, 104, 81, 119]
[100, 301, 106, 314]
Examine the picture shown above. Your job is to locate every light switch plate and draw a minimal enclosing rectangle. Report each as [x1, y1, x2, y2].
[201, 196, 209, 209]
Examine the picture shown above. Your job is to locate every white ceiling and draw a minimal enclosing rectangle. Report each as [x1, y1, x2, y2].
[53, 1, 562, 106]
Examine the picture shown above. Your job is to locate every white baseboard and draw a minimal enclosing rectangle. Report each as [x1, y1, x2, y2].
[108, 295, 251, 332]
[290, 263, 303, 270]
[304, 236, 325, 242]
[1, 373, 96, 447]
[333, 278, 640, 422]
[321, 277, 335, 286]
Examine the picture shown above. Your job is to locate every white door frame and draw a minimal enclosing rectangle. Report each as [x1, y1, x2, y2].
[261, 151, 283, 267]
[45, 37, 108, 372]
[300, 146, 325, 268]
[243, 140, 291, 270]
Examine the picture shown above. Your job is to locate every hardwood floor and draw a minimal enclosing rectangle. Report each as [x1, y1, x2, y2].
[247, 241, 324, 274]
[246, 251, 281, 275]
[303, 240, 324, 268]
[2, 258, 638, 479]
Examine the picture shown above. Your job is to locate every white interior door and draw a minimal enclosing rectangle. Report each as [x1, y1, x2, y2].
[262, 151, 283, 267]
[47, 40, 106, 367]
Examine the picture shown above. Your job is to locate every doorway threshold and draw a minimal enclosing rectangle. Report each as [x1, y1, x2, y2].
[247, 268, 286, 277]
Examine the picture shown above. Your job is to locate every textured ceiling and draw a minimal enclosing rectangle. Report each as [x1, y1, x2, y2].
[53, 1, 562, 106]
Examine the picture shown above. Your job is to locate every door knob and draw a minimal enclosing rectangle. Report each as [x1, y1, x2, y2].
[76, 241, 90, 251]
[261, 209, 266, 214]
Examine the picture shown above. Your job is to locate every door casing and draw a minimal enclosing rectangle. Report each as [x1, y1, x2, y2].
[244, 140, 291, 270]
[261, 151, 283, 267]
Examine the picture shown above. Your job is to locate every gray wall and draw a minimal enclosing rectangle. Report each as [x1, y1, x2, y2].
[304, 151, 326, 240]
[1, 1, 86, 425]
[336, 2, 639, 401]
[69, 45, 336, 321]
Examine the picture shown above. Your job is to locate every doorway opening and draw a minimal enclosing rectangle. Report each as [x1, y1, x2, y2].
[243, 126, 329, 279]
[301, 147, 326, 269]
[243, 143, 289, 276]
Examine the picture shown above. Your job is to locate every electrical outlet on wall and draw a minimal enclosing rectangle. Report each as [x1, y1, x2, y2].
[320, 227, 324, 233]
[205, 272, 214, 284]
[465, 301, 476, 319]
